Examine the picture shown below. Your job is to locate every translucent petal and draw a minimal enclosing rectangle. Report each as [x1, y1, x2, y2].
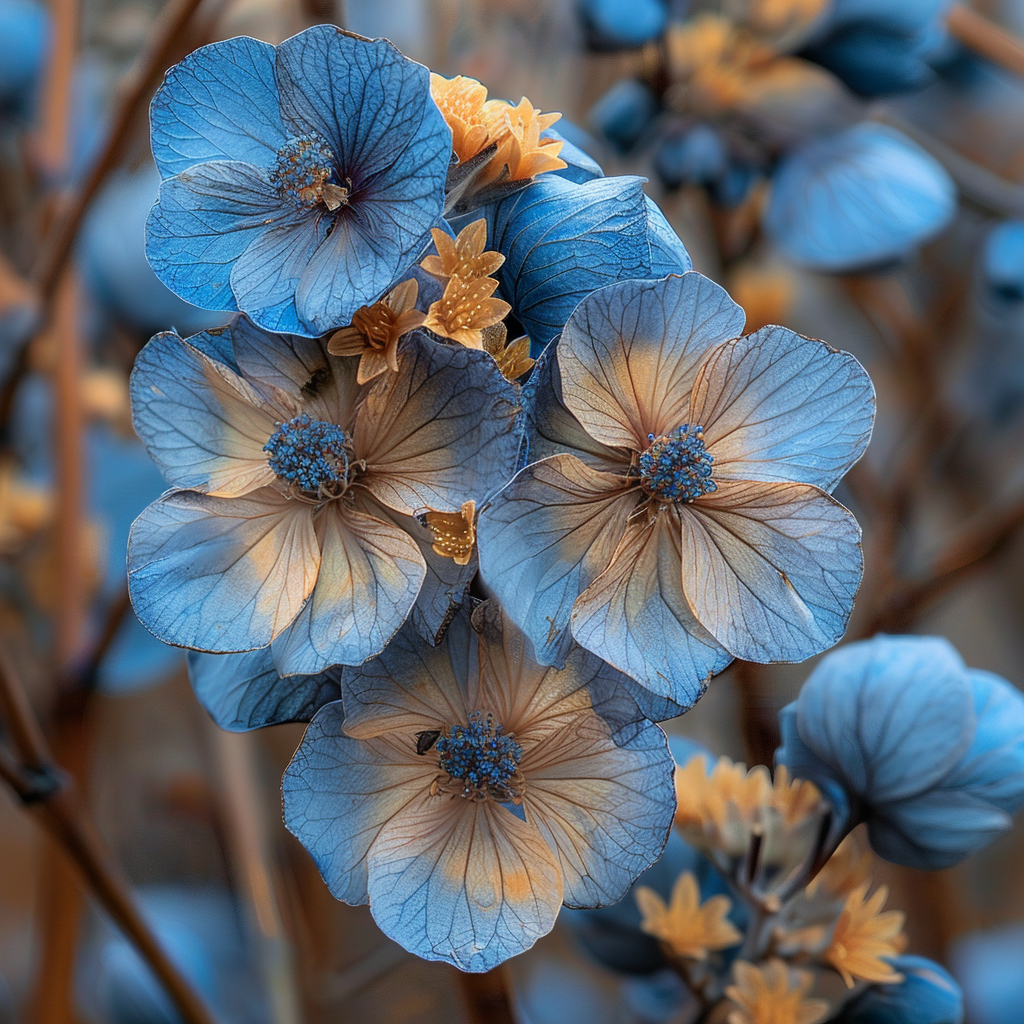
[283, 704, 434, 904]
[679, 479, 863, 661]
[130, 331, 278, 497]
[691, 326, 875, 492]
[187, 648, 340, 731]
[127, 488, 319, 652]
[355, 334, 519, 515]
[558, 273, 745, 450]
[149, 36, 287, 178]
[764, 123, 956, 272]
[365, 791, 563, 971]
[145, 162, 295, 312]
[476, 454, 637, 668]
[570, 511, 733, 706]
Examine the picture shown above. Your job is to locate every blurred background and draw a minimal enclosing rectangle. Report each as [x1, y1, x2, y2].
[3, 0, 1024, 1022]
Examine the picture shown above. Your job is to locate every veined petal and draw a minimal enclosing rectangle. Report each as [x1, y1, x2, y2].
[127, 488, 319, 652]
[570, 511, 733, 706]
[680, 480, 863, 662]
[130, 331, 279, 497]
[187, 648, 340, 731]
[558, 273, 746, 451]
[524, 709, 675, 908]
[365, 790, 563, 971]
[354, 334, 519, 515]
[476, 454, 637, 668]
[341, 608, 477, 740]
[145, 162, 293, 312]
[283, 704, 434, 905]
[149, 36, 287, 178]
[300, 503, 426, 669]
[691, 327, 875, 492]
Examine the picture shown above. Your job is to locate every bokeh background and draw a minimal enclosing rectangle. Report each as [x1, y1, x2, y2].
[3, 0, 1024, 1022]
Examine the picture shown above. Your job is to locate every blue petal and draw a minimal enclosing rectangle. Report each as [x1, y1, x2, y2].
[187, 648, 341, 731]
[149, 36, 287, 178]
[794, 635, 975, 803]
[0, 0, 49, 112]
[805, 25, 937, 98]
[581, 0, 668, 47]
[764, 123, 956, 272]
[838, 956, 964, 1024]
[645, 197, 694, 276]
[485, 175, 691, 348]
[146, 161, 295, 312]
[819, 0, 948, 35]
[587, 80, 659, 153]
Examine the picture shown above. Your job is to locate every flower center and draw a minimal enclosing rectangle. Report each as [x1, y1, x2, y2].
[271, 134, 348, 210]
[435, 712, 524, 803]
[264, 414, 354, 497]
[639, 424, 717, 503]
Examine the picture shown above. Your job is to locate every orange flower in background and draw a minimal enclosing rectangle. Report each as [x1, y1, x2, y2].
[421, 220, 505, 281]
[636, 872, 741, 960]
[421, 500, 477, 566]
[726, 959, 830, 1024]
[327, 279, 426, 383]
[824, 884, 907, 988]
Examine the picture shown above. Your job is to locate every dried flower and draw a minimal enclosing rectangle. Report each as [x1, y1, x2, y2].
[726, 959, 829, 1024]
[421, 220, 505, 282]
[824, 884, 906, 988]
[421, 500, 476, 566]
[423, 275, 511, 348]
[636, 871, 741, 959]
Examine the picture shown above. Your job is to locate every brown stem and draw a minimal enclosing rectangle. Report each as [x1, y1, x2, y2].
[946, 4, 1024, 80]
[458, 968, 517, 1024]
[0, 650, 220, 1024]
[733, 662, 779, 767]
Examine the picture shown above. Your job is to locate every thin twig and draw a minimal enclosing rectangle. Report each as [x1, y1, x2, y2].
[0, 650, 220, 1024]
[946, 4, 1024, 81]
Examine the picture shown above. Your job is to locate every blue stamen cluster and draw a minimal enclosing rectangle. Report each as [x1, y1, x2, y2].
[264, 414, 353, 494]
[436, 712, 523, 802]
[271, 133, 336, 207]
[639, 424, 717, 503]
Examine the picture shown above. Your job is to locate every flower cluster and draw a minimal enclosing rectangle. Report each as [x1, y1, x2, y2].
[558, 634, 1024, 1023]
[131, 23, 885, 979]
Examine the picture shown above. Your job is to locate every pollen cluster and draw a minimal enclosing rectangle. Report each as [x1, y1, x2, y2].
[435, 712, 524, 803]
[272, 134, 347, 210]
[639, 425, 717, 503]
[264, 414, 354, 495]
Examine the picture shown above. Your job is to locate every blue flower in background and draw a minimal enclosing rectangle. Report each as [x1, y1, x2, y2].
[951, 924, 1024, 1024]
[282, 601, 675, 971]
[836, 956, 964, 1024]
[0, 0, 48, 118]
[127, 317, 517, 673]
[777, 635, 1024, 869]
[764, 123, 957, 272]
[478, 272, 873, 707]
[482, 175, 692, 351]
[580, 0, 668, 49]
[981, 220, 1024, 303]
[146, 27, 450, 336]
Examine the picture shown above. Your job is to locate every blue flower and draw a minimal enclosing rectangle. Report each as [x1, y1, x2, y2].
[0, 0, 48, 117]
[580, 0, 668, 49]
[764, 123, 957, 272]
[127, 317, 517, 672]
[776, 635, 1024, 869]
[982, 220, 1024, 303]
[483, 175, 692, 350]
[282, 601, 676, 971]
[146, 27, 450, 336]
[836, 956, 964, 1024]
[587, 80, 660, 153]
[478, 272, 873, 707]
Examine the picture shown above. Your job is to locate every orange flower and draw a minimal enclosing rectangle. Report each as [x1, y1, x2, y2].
[421, 500, 476, 566]
[421, 220, 505, 281]
[327, 279, 425, 383]
[726, 959, 830, 1024]
[636, 872, 741, 960]
[824, 884, 907, 988]
[429, 73, 492, 164]
[482, 325, 534, 382]
[807, 836, 872, 899]
[422, 276, 511, 348]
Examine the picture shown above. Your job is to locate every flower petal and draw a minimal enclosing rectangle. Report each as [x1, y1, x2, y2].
[283, 703, 434, 905]
[690, 326, 875, 492]
[149, 36, 287, 178]
[130, 331, 279, 497]
[341, 608, 477, 740]
[680, 480, 863, 662]
[476, 454, 637, 668]
[355, 333, 519, 515]
[145, 162, 293, 312]
[186, 648, 340, 731]
[300, 504, 426, 668]
[558, 273, 745, 451]
[127, 488, 319, 652]
[570, 510, 733, 706]
[365, 791, 564, 971]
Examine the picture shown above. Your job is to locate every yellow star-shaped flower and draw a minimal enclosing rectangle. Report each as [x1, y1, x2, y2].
[726, 959, 830, 1024]
[421, 500, 477, 566]
[421, 220, 505, 282]
[635, 871, 741, 960]
[422, 275, 511, 349]
[825, 884, 907, 988]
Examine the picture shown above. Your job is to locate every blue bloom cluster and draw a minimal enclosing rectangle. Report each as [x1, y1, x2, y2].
[263, 413, 353, 494]
[436, 712, 523, 802]
[638, 426, 717, 503]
